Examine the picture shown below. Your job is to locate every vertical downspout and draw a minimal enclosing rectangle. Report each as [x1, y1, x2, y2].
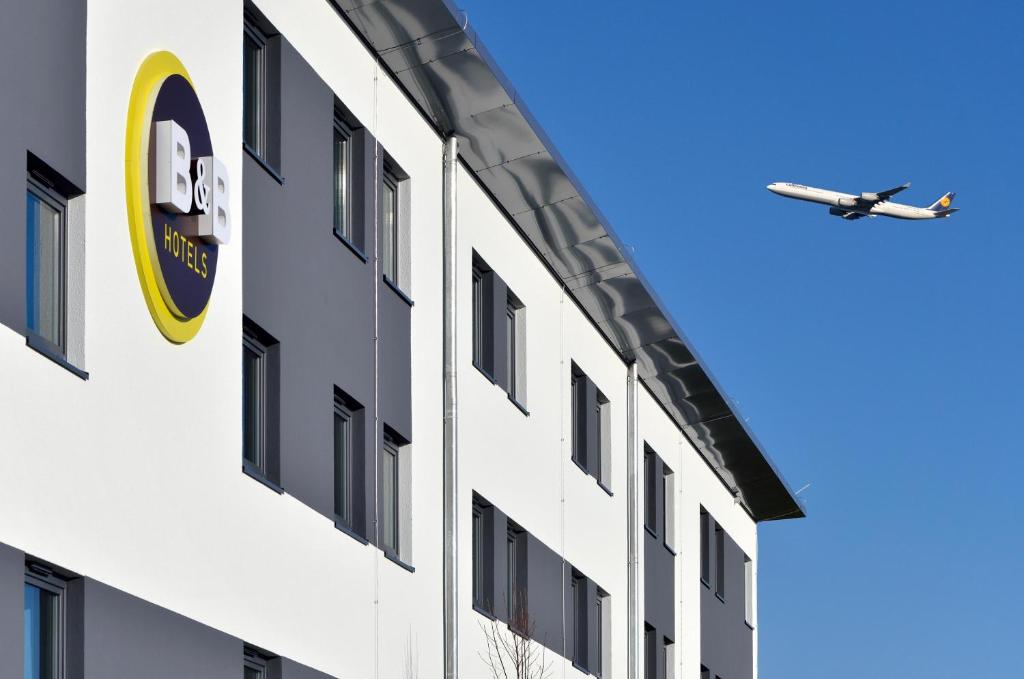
[442, 134, 460, 679]
[626, 362, 641, 679]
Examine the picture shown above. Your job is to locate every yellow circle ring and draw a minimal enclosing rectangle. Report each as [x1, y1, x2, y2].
[125, 51, 209, 344]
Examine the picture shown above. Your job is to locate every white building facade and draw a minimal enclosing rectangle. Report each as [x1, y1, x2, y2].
[0, 2, 804, 679]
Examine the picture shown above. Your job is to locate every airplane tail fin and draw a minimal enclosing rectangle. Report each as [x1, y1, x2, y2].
[927, 192, 956, 211]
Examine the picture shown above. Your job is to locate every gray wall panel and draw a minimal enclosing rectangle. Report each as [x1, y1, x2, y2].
[0, 0, 86, 335]
[378, 283, 412, 440]
[526, 535, 564, 656]
[700, 520, 753, 679]
[0, 543, 23, 679]
[80, 579, 240, 679]
[243, 38, 378, 524]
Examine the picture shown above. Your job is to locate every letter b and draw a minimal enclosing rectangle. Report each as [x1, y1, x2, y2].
[153, 119, 193, 213]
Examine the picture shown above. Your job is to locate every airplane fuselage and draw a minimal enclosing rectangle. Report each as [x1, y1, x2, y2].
[767, 182, 942, 220]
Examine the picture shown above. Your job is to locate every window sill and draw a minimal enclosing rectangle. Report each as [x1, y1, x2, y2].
[473, 362, 496, 385]
[383, 550, 415, 573]
[507, 393, 529, 416]
[382, 275, 414, 306]
[472, 603, 497, 621]
[242, 461, 284, 494]
[715, 592, 726, 604]
[333, 230, 367, 262]
[243, 143, 285, 185]
[744, 620, 755, 631]
[334, 519, 369, 545]
[701, 577, 711, 589]
[26, 334, 88, 380]
[663, 541, 678, 557]
[644, 524, 658, 540]
[597, 479, 613, 497]
[571, 660, 590, 674]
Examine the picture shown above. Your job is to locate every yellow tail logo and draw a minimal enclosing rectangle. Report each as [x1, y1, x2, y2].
[940, 195, 951, 208]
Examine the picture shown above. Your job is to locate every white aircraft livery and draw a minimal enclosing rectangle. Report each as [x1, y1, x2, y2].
[767, 181, 958, 220]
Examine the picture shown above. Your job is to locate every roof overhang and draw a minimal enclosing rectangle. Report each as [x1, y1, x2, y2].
[331, 0, 804, 521]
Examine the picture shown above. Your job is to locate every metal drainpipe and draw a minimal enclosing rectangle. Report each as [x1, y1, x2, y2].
[627, 361, 641, 679]
[442, 134, 460, 679]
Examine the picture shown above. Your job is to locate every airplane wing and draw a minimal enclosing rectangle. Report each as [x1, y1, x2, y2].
[839, 211, 867, 220]
[856, 182, 911, 206]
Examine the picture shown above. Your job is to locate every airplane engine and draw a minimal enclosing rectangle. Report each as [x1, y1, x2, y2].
[859, 192, 880, 202]
[837, 197, 858, 207]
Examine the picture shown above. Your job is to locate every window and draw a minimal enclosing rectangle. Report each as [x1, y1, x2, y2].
[571, 363, 610, 487]
[715, 523, 725, 600]
[26, 176, 66, 355]
[700, 507, 710, 585]
[471, 261, 488, 372]
[571, 365, 586, 468]
[597, 395, 610, 486]
[664, 638, 675, 679]
[507, 524, 526, 630]
[242, 8, 281, 174]
[744, 555, 754, 626]
[244, 648, 271, 679]
[596, 590, 611, 678]
[380, 431, 400, 555]
[473, 501, 485, 611]
[378, 426, 412, 566]
[381, 166, 400, 284]
[643, 624, 656, 679]
[571, 571, 587, 669]
[333, 115, 353, 242]
[700, 666, 710, 679]
[243, 319, 279, 488]
[663, 462, 676, 552]
[471, 253, 527, 405]
[644, 447, 657, 533]
[243, 18, 268, 159]
[24, 564, 66, 679]
[334, 390, 364, 537]
[472, 495, 495, 614]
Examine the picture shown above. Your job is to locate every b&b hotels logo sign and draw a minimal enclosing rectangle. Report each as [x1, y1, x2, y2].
[125, 52, 231, 343]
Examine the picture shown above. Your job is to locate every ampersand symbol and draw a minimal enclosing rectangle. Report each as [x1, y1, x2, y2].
[193, 159, 210, 213]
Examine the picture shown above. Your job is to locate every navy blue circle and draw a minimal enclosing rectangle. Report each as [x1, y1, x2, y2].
[149, 74, 218, 320]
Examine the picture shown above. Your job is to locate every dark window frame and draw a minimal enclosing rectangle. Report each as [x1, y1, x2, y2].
[242, 319, 281, 492]
[333, 115, 354, 243]
[380, 164, 401, 286]
[662, 461, 676, 554]
[715, 522, 726, 601]
[570, 365, 585, 468]
[471, 262, 487, 375]
[380, 430, 401, 557]
[333, 395, 355, 531]
[506, 524, 526, 633]
[242, 330, 268, 476]
[242, 17, 269, 160]
[26, 174, 68, 357]
[644, 447, 657, 535]
[700, 507, 710, 586]
[24, 563, 67, 679]
[570, 570, 588, 671]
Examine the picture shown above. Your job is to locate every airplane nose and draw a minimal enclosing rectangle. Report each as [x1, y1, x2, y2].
[766, 183, 779, 193]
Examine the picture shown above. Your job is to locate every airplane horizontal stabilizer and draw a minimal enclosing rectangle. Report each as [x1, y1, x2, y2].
[933, 207, 959, 218]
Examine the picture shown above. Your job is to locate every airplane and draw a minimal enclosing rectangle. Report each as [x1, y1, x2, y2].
[766, 181, 958, 220]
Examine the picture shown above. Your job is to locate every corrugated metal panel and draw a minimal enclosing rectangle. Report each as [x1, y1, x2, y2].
[330, 0, 804, 521]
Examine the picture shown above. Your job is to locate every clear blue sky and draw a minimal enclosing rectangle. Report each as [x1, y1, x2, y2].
[454, 1, 1024, 676]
